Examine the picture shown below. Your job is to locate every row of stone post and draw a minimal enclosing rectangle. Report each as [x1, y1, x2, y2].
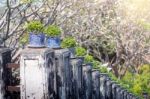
[19, 48, 140, 99]
[0, 48, 140, 99]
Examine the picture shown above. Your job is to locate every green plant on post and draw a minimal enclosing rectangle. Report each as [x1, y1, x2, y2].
[93, 60, 101, 69]
[84, 54, 94, 63]
[44, 25, 61, 37]
[99, 66, 108, 73]
[26, 21, 44, 34]
[75, 47, 87, 56]
[108, 72, 118, 81]
[61, 37, 76, 48]
[84, 54, 102, 69]
[26, 21, 45, 47]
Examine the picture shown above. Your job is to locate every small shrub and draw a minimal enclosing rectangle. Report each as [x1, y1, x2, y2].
[75, 47, 86, 56]
[122, 71, 133, 85]
[44, 25, 61, 37]
[132, 83, 142, 95]
[138, 64, 150, 74]
[100, 66, 108, 73]
[26, 21, 44, 33]
[61, 37, 76, 48]
[119, 64, 150, 97]
[84, 54, 94, 63]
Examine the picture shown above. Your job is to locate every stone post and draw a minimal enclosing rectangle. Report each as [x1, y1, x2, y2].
[20, 48, 55, 99]
[122, 90, 126, 99]
[82, 63, 92, 99]
[92, 70, 100, 99]
[127, 92, 130, 99]
[119, 88, 124, 99]
[70, 57, 84, 99]
[111, 82, 117, 99]
[105, 78, 113, 99]
[63, 48, 75, 58]
[129, 93, 133, 99]
[116, 85, 121, 99]
[123, 90, 128, 99]
[99, 73, 108, 99]
[54, 49, 72, 99]
[0, 48, 11, 99]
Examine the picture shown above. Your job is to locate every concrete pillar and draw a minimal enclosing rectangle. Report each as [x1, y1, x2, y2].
[111, 82, 117, 99]
[20, 48, 55, 99]
[122, 90, 126, 99]
[0, 48, 11, 99]
[119, 88, 124, 99]
[71, 57, 84, 99]
[123, 90, 128, 99]
[99, 73, 108, 99]
[105, 78, 113, 99]
[63, 48, 75, 58]
[127, 92, 130, 99]
[82, 63, 92, 99]
[129, 93, 134, 99]
[92, 70, 100, 99]
[54, 48, 72, 99]
[116, 85, 121, 99]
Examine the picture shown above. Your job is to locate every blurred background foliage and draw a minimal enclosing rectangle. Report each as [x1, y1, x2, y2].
[0, 0, 149, 98]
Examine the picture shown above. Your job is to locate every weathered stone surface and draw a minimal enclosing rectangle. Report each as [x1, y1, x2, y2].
[71, 57, 84, 99]
[111, 82, 118, 99]
[63, 48, 75, 58]
[126, 92, 130, 99]
[20, 48, 55, 99]
[82, 63, 92, 99]
[92, 70, 100, 99]
[119, 88, 124, 99]
[122, 90, 126, 99]
[129, 93, 134, 99]
[54, 48, 72, 99]
[105, 78, 113, 99]
[125, 91, 129, 99]
[111, 83, 121, 99]
[116, 85, 121, 99]
[0, 48, 11, 99]
[99, 73, 109, 99]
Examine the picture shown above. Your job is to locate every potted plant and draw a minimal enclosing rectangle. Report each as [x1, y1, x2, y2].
[61, 36, 76, 57]
[26, 21, 45, 47]
[44, 25, 61, 48]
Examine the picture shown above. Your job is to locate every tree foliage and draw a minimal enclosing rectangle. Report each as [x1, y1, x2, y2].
[0, 0, 149, 97]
